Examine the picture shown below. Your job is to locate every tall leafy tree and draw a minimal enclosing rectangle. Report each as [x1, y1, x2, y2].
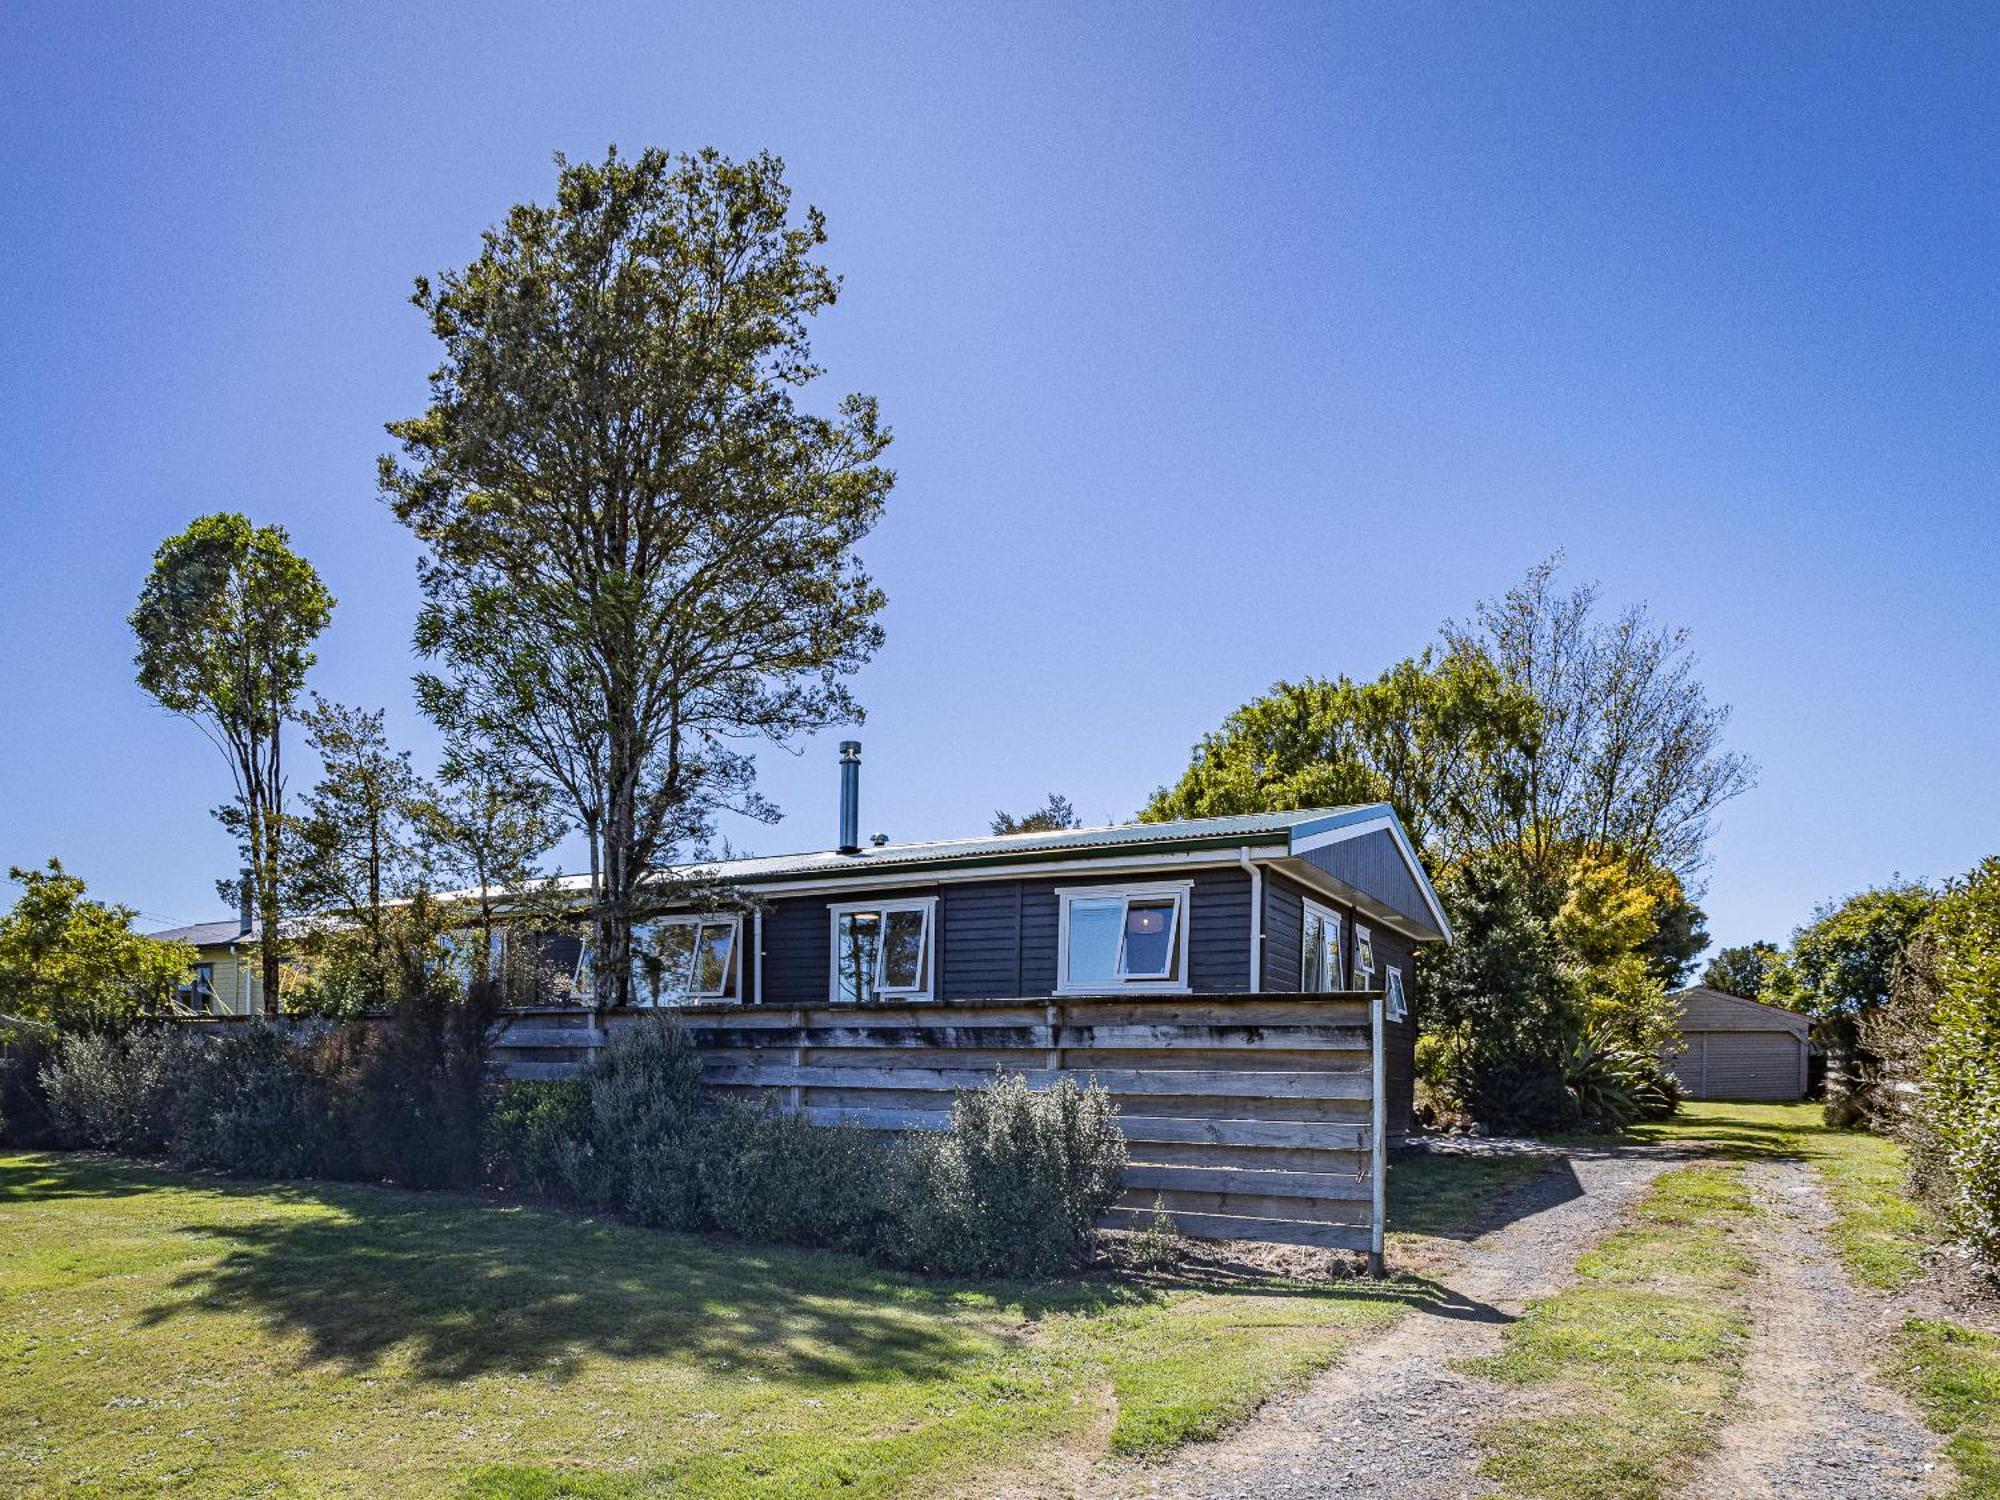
[1419, 848, 1582, 1128]
[1765, 880, 1937, 1122]
[293, 696, 430, 965]
[418, 743, 563, 989]
[130, 513, 335, 1014]
[383, 147, 892, 1005]
[1766, 882, 1936, 1019]
[991, 794, 1081, 835]
[0, 861, 193, 1033]
[1142, 647, 1539, 863]
[1442, 556, 1755, 883]
[1703, 940, 1781, 999]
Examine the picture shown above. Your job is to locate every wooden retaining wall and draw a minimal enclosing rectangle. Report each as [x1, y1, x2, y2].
[492, 993, 1389, 1256]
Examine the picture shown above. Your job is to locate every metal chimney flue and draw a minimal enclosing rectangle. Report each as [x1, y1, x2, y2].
[238, 866, 254, 937]
[837, 740, 862, 854]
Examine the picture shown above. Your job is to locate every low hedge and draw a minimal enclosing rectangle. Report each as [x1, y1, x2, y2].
[35, 1012, 1128, 1281]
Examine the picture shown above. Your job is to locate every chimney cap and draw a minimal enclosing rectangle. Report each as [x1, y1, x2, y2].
[839, 739, 861, 758]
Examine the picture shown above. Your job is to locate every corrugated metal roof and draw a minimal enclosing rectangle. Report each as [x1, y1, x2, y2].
[147, 920, 252, 948]
[144, 803, 1455, 943]
[528, 805, 1384, 890]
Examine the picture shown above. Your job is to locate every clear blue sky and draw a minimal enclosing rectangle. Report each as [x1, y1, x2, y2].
[3, 2, 1995, 956]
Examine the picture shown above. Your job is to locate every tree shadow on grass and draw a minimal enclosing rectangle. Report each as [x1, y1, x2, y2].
[1621, 1114, 1828, 1163]
[1389, 1149, 1585, 1242]
[17, 1151, 1448, 1389]
[131, 1188, 1112, 1385]
[0, 1152, 324, 1204]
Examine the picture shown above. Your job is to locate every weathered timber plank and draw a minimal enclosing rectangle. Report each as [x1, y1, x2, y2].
[674, 1022, 1367, 1053]
[1114, 1116, 1369, 1150]
[1100, 1206, 1372, 1251]
[1056, 1000, 1371, 1029]
[1058, 1047, 1367, 1074]
[1131, 1141, 1370, 1173]
[685, 1025, 1053, 1051]
[697, 1063, 1372, 1100]
[1055, 1024, 1368, 1051]
[1123, 1164, 1371, 1200]
[490, 1027, 605, 1049]
[496, 1060, 578, 1082]
[799, 1105, 951, 1131]
[1118, 1186, 1373, 1224]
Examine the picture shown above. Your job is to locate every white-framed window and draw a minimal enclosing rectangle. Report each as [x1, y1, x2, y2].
[1384, 964, 1408, 1022]
[1353, 922, 1377, 986]
[829, 897, 937, 1004]
[1301, 898, 1344, 993]
[1056, 882, 1192, 994]
[631, 915, 742, 1006]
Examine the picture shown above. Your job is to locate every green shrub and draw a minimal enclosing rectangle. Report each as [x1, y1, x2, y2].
[0, 1029, 58, 1146]
[484, 1077, 594, 1199]
[699, 1094, 887, 1252]
[1462, 1056, 1577, 1134]
[1559, 1029, 1678, 1129]
[173, 1026, 325, 1178]
[312, 973, 494, 1189]
[1902, 858, 2000, 1264]
[40, 1026, 201, 1153]
[884, 1072, 1126, 1278]
[583, 1017, 710, 1227]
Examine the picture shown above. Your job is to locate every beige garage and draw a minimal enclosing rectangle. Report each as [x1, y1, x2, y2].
[1668, 985, 1812, 1101]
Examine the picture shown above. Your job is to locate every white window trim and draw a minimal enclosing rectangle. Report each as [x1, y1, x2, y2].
[1300, 897, 1344, 993]
[827, 896, 939, 1004]
[1384, 964, 1408, 1022]
[1054, 881, 1194, 996]
[633, 913, 743, 1006]
[1353, 921, 1377, 985]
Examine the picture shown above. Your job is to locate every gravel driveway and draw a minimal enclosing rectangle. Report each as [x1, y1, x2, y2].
[1094, 1142, 1679, 1500]
[1680, 1157, 1942, 1497]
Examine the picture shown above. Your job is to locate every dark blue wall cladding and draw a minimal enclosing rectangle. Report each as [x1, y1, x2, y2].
[1262, 872, 1305, 993]
[751, 868, 1254, 1003]
[1262, 868, 1360, 991]
[1295, 827, 1439, 936]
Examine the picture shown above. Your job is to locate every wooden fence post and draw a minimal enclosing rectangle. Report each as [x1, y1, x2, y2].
[1369, 984, 1387, 1278]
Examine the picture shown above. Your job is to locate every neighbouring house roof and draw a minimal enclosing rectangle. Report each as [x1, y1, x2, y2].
[148, 919, 254, 950]
[1670, 985, 1812, 1037]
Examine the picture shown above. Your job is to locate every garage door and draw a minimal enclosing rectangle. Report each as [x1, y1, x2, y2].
[1677, 1031, 1803, 1101]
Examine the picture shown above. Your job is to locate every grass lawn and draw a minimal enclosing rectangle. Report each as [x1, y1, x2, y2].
[1466, 1164, 1757, 1500]
[0, 1147, 1544, 1497]
[1625, 1099, 1930, 1288]
[1895, 1319, 2000, 1499]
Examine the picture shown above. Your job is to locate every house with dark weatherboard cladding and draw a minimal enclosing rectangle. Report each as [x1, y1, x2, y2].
[505, 743, 1453, 1142]
[164, 744, 1452, 1252]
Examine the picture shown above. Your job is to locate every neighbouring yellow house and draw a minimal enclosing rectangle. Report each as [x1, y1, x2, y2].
[148, 918, 265, 1016]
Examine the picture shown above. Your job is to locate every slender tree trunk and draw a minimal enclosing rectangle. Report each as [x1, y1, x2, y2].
[584, 810, 605, 1010]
